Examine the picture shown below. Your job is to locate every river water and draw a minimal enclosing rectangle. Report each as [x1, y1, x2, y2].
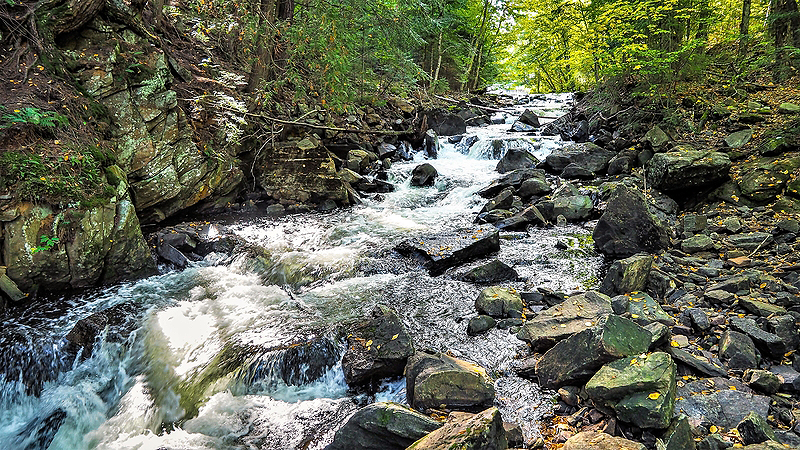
[0, 92, 601, 449]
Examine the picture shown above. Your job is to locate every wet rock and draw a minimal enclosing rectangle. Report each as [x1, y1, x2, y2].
[405, 351, 495, 412]
[739, 298, 787, 317]
[395, 229, 500, 276]
[406, 408, 507, 450]
[496, 148, 539, 174]
[768, 315, 799, 351]
[726, 232, 773, 251]
[156, 241, 189, 268]
[461, 261, 518, 284]
[518, 109, 541, 127]
[544, 142, 616, 175]
[645, 150, 731, 192]
[562, 431, 645, 450]
[737, 411, 778, 445]
[623, 292, 674, 326]
[593, 185, 670, 258]
[429, 112, 467, 136]
[468, 315, 497, 336]
[743, 369, 781, 394]
[675, 377, 770, 428]
[550, 194, 593, 222]
[411, 163, 438, 187]
[719, 330, 759, 369]
[516, 291, 613, 351]
[347, 149, 379, 173]
[342, 305, 415, 386]
[0, 269, 26, 302]
[697, 433, 734, 450]
[561, 163, 594, 179]
[479, 189, 515, 215]
[729, 316, 786, 359]
[725, 129, 753, 148]
[667, 347, 728, 377]
[647, 322, 671, 348]
[475, 287, 523, 318]
[478, 168, 547, 198]
[600, 254, 653, 296]
[12, 408, 66, 450]
[536, 315, 651, 389]
[708, 275, 751, 293]
[645, 126, 671, 149]
[682, 235, 715, 253]
[510, 121, 537, 132]
[517, 176, 551, 198]
[586, 352, 677, 429]
[64, 302, 142, 357]
[424, 129, 440, 159]
[325, 402, 442, 450]
[737, 158, 797, 202]
[356, 178, 396, 194]
[494, 205, 546, 230]
[687, 308, 711, 331]
[770, 365, 800, 391]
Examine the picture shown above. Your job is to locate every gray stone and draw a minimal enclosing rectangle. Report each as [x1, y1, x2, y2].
[737, 411, 777, 445]
[516, 291, 613, 351]
[411, 163, 438, 187]
[646, 150, 731, 191]
[682, 235, 715, 253]
[697, 434, 733, 450]
[725, 129, 754, 148]
[720, 330, 759, 370]
[659, 416, 696, 450]
[563, 431, 645, 450]
[743, 369, 781, 394]
[667, 348, 728, 377]
[496, 148, 539, 174]
[475, 287, 523, 318]
[551, 195, 593, 222]
[778, 102, 800, 113]
[601, 253, 653, 296]
[684, 214, 708, 232]
[468, 315, 497, 336]
[675, 377, 770, 428]
[405, 351, 495, 412]
[593, 185, 670, 258]
[739, 298, 787, 317]
[325, 402, 442, 450]
[544, 142, 617, 174]
[645, 126, 670, 149]
[729, 316, 786, 359]
[726, 232, 773, 251]
[342, 305, 415, 386]
[396, 229, 500, 276]
[535, 315, 652, 389]
[461, 261, 518, 284]
[406, 407, 507, 450]
[624, 292, 675, 326]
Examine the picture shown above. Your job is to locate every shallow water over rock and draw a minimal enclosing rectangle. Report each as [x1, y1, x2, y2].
[0, 93, 601, 449]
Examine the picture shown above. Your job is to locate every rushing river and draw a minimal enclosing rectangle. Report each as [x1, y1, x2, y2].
[0, 92, 601, 449]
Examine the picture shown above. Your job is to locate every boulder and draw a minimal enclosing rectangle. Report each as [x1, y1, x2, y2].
[646, 150, 731, 191]
[726, 232, 773, 251]
[544, 142, 616, 175]
[405, 351, 495, 412]
[675, 377, 770, 428]
[411, 163, 438, 187]
[516, 291, 613, 351]
[494, 205, 546, 231]
[660, 416, 696, 450]
[477, 168, 547, 198]
[621, 292, 674, 326]
[509, 121, 536, 132]
[563, 431, 645, 450]
[600, 253, 653, 296]
[593, 185, 670, 258]
[517, 176, 551, 198]
[667, 347, 728, 377]
[475, 286, 523, 318]
[736, 157, 798, 202]
[325, 402, 442, 450]
[778, 102, 800, 113]
[682, 235, 715, 253]
[479, 188, 515, 215]
[395, 229, 500, 276]
[719, 330, 759, 370]
[495, 148, 539, 174]
[725, 129, 753, 149]
[586, 352, 677, 429]
[737, 411, 778, 445]
[406, 408, 507, 450]
[461, 261, 518, 284]
[518, 109, 541, 127]
[342, 305, 415, 385]
[729, 317, 786, 359]
[645, 126, 670, 149]
[768, 315, 799, 351]
[739, 298, 787, 317]
[743, 369, 781, 394]
[424, 129, 440, 159]
[467, 315, 497, 336]
[429, 112, 467, 136]
[535, 315, 652, 389]
[550, 194, 593, 222]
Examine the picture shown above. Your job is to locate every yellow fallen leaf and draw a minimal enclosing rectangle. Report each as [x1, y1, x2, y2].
[710, 425, 719, 433]
[365, 340, 373, 347]
[670, 341, 680, 347]
[391, 334, 399, 340]
[648, 392, 661, 400]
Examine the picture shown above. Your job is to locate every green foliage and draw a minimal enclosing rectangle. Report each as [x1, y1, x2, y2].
[0, 146, 113, 207]
[31, 235, 59, 255]
[0, 106, 69, 129]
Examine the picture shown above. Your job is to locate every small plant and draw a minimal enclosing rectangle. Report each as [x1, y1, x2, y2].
[31, 235, 59, 254]
[0, 106, 69, 129]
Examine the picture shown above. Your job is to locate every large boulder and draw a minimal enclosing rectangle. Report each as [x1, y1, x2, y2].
[563, 431, 645, 450]
[535, 315, 652, 389]
[600, 253, 653, 296]
[495, 148, 539, 174]
[396, 229, 500, 276]
[675, 377, 770, 428]
[593, 185, 670, 258]
[342, 305, 415, 386]
[586, 352, 677, 429]
[325, 402, 441, 450]
[428, 111, 467, 136]
[614, 292, 674, 326]
[477, 168, 548, 198]
[516, 291, 613, 351]
[405, 351, 495, 412]
[407, 408, 507, 450]
[645, 150, 731, 192]
[544, 142, 617, 175]
[411, 163, 438, 187]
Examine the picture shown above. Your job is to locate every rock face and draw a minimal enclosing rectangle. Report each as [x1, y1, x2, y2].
[411, 163, 439, 187]
[536, 315, 652, 389]
[405, 351, 495, 412]
[325, 402, 441, 450]
[407, 408, 507, 450]
[593, 185, 670, 258]
[516, 291, 613, 351]
[342, 305, 415, 386]
[645, 150, 731, 192]
[563, 431, 646, 450]
[70, 20, 243, 224]
[586, 352, 677, 429]
[396, 229, 500, 275]
[255, 139, 349, 207]
[2, 197, 155, 294]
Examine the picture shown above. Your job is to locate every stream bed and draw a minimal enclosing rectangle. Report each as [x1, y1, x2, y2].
[0, 92, 602, 450]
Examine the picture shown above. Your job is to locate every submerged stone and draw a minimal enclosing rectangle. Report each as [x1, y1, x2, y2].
[396, 229, 500, 276]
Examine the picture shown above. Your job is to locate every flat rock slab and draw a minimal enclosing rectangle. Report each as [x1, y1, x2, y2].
[396, 229, 500, 275]
[516, 291, 613, 351]
[563, 431, 646, 450]
[667, 347, 727, 377]
[675, 377, 770, 429]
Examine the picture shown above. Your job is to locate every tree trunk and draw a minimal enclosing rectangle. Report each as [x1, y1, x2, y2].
[245, 0, 294, 92]
[432, 31, 443, 91]
[740, 0, 751, 54]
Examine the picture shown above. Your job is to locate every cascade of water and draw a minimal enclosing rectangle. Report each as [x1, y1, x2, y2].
[0, 93, 599, 450]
